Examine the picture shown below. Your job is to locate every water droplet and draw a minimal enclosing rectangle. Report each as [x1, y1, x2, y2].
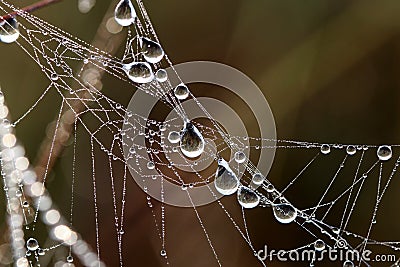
[15, 190, 22, 197]
[320, 144, 330, 154]
[266, 184, 275, 193]
[214, 158, 240, 195]
[160, 249, 167, 257]
[147, 161, 155, 170]
[179, 121, 204, 158]
[168, 131, 180, 144]
[50, 73, 58, 81]
[26, 238, 39, 251]
[234, 151, 246, 163]
[123, 62, 154, 83]
[346, 145, 356, 155]
[0, 18, 20, 43]
[37, 248, 45, 256]
[174, 84, 189, 100]
[252, 173, 265, 185]
[314, 239, 325, 251]
[377, 145, 392, 161]
[272, 203, 297, 224]
[140, 37, 164, 64]
[22, 201, 29, 208]
[66, 256, 73, 263]
[237, 186, 260, 208]
[155, 69, 168, 82]
[343, 260, 354, 267]
[114, 0, 136, 26]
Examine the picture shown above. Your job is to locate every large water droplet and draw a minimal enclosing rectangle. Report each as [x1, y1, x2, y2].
[123, 62, 154, 83]
[179, 121, 204, 158]
[252, 173, 265, 185]
[174, 84, 189, 100]
[214, 158, 240, 195]
[168, 131, 180, 144]
[314, 239, 325, 251]
[237, 186, 260, 208]
[0, 18, 20, 43]
[155, 69, 168, 82]
[346, 145, 356, 155]
[140, 37, 164, 64]
[114, 0, 136, 26]
[26, 238, 39, 251]
[272, 203, 297, 224]
[377, 145, 392, 161]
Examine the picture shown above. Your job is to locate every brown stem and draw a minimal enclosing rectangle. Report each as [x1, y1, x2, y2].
[0, 0, 62, 22]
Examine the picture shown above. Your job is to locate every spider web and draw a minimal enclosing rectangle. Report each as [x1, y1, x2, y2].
[0, 1, 399, 267]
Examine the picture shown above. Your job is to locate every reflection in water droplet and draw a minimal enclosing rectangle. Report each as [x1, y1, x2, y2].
[214, 158, 239, 195]
[237, 186, 260, 208]
[123, 62, 154, 83]
[252, 173, 265, 185]
[114, 0, 136, 26]
[0, 18, 20, 43]
[174, 84, 189, 100]
[346, 145, 356, 155]
[147, 161, 155, 170]
[272, 203, 297, 224]
[314, 239, 325, 251]
[234, 151, 246, 163]
[179, 121, 204, 158]
[168, 131, 180, 144]
[155, 69, 168, 82]
[377, 145, 392, 161]
[26, 238, 39, 251]
[140, 37, 164, 64]
[320, 144, 330, 154]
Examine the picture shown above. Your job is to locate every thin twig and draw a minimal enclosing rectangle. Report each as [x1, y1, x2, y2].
[0, 0, 62, 22]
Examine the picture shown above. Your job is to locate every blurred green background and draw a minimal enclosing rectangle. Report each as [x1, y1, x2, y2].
[1, 0, 400, 266]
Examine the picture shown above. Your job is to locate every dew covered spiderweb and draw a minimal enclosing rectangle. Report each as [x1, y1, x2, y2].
[0, 0, 399, 266]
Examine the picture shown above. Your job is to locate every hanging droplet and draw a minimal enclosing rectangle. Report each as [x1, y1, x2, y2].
[155, 69, 168, 82]
[66, 256, 74, 263]
[237, 186, 260, 208]
[114, 0, 136, 26]
[314, 239, 325, 251]
[346, 145, 356, 156]
[0, 17, 20, 43]
[168, 131, 180, 144]
[174, 84, 189, 100]
[147, 161, 155, 170]
[140, 37, 164, 64]
[272, 203, 297, 224]
[377, 145, 392, 161]
[26, 238, 39, 251]
[123, 62, 154, 83]
[320, 144, 330, 154]
[343, 260, 354, 267]
[214, 158, 240, 195]
[252, 173, 265, 185]
[160, 249, 167, 257]
[179, 121, 204, 158]
[234, 151, 246, 163]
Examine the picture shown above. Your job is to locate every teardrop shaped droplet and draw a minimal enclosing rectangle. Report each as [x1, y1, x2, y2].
[252, 173, 265, 185]
[26, 238, 39, 251]
[124, 62, 154, 83]
[272, 203, 297, 224]
[237, 186, 260, 208]
[0, 18, 20, 43]
[140, 37, 164, 64]
[179, 121, 204, 158]
[174, 84, 189, 100]
[114, 0, 136, 26]
[214, 158, 240, 195]
[377, 145, 392, 161]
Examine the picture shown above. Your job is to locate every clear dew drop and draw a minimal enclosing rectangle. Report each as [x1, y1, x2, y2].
[377, 145, 392, 161]
[0, 18, 20, 43]
[140, 37, 164, 64]
[343, 260, 354, 267]
[234, 151, 246, 163]
[346, 145, 356, 155]
[314, 239, 325, 251]
[147, 161, 155, 170]
[114, 0, 136, 26]
[320, 144, 330, 154]
[237, 186, 260, 209]
[252, 173, 265, 185]
[179, 121, 205, 158]
[167, 131, 180, 144]
[272, 203, 297, 224]
[37, 248, 45, 256]
[214, 158, 240, 195]
[155, 69, 168, 82]
[174, 84, 189, 100]
[123, 62, 154, 83]
[160, 249, 167, 257]
[66, 256, 73, 263]
[26, 238, 39, 251]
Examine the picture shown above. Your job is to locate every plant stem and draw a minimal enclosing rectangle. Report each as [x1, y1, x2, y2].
[0, 0, 62, 22]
